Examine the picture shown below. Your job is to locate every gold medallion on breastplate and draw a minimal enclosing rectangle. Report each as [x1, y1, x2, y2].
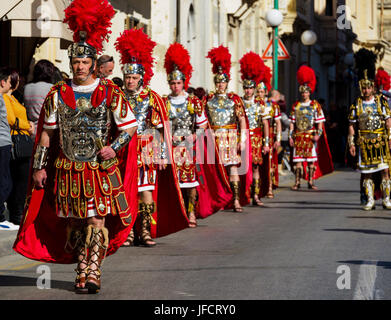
[76, 97, 91, 113]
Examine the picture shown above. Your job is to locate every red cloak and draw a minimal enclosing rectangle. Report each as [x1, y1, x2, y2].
[137, 89, 189, 238]
[13, 79, 138, 264]
[302, 122, 334, 180]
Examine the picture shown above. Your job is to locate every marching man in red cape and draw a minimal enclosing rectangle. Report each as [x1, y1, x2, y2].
[13, 0, 139, 294]
[289, 65, 333, 190]
[162, 43, 232, 226]
[116, 29, 188, 247]
[203, 45, 251, 212]
[163, 43, 208, 227]
[256, 66, 282, 199]
[239, 52, 271, 206]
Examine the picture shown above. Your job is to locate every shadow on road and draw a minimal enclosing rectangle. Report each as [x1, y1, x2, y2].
[324, 228, 391, 236]
[347, 216, 391, 221]
[338, 260, 391, 270]
[0, 275, 74, 291]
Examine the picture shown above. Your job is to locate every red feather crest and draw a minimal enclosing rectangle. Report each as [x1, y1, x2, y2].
[261, 65, 272, 92]
[206, 45, 231, 78]
[164, 43, 193, 89]
[297, 65, 316, 92]
[375, 68, 391, 91]
[115, 28, 156, 87]
[239, 51, 265, 85]
[63, 0, 115, 54]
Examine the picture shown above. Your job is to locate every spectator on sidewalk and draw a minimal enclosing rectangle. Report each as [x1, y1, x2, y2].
[96, 55, 114, 78]
[24, 59, 55, 140]
[278, 95, 290, 174]
[0, 67, 17, 231]
[4, 69, 34, 226]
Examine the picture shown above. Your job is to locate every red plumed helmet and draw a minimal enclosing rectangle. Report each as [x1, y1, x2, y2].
[63, 0, 115, 54]
[115, 28, 156, 87]
[297, 65, 317, 92]
[261, 65, 272, 92]
[375, 68, 391, 91]
[164, 43, 193, 90]
[239, 51, 265, 87]
[206, 45, 231, 81]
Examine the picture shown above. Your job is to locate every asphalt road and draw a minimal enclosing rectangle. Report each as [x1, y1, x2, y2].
[1, 169, 391, 300]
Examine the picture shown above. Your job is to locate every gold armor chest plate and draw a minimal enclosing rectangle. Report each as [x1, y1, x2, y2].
[244, 100, 263, 130]
[358, 103, 383, 132]
[206, 95, 236, 127]
[58, 96, 109, 162]
[295, 104, 316, 132]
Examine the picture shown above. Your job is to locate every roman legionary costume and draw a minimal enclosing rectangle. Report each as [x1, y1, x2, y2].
[257, 65, 281, 198]
[203, 45, 252, 210]
[115, 29, 188, 245]
[239, 52, 271, 205]
[13, 0, 138, 294]
[163, 43, 232, 225]
[290, 65, 333, 190]
[348, 70, 391, 210]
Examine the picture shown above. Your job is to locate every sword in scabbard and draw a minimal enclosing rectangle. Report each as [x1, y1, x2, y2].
[95, 138, 117, 170]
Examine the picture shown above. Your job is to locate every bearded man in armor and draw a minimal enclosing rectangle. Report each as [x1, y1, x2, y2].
[14, 0, 138, 294]
[203, 46, 250, 212]
[348, 69, 391, 211]
[116, 29, 189, 247]
[239, 52, 270, 206]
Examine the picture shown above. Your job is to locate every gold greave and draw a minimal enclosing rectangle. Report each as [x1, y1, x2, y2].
[308, 165, 316, 184]
[187, 189, 197, 215]
[252, 179, 261, 196]
[230, 181, 240, 201]
[293, 165, 302, 188]
[139, 202, 156, 245]
[363, 178, 375, 210]
[381, 179, 391, 209]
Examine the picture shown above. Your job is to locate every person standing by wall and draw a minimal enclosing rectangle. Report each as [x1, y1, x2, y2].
[4, 69, 34, 226]
[24, 60, 55, 141]
[0, 67, 16, 230]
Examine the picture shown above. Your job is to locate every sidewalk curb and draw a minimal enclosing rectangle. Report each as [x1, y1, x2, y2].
[0, 231, 18, 258]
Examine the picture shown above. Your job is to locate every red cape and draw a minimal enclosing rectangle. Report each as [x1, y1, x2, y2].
[225, 94, 253, 208]
[302, 122, 334, 180]
[195, 120, 233, 218]
[13, 80, 138, 264]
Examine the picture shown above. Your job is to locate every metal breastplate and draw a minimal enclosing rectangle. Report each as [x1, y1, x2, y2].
[244, 100, 262, 130]
[169, 99, 195, 137]
[295, 103, 315, 132]
[131, 95, 152, 135]
[206, 95, 236, 127]
[358, 103, 383, 133]
[58, 93, 109, 162]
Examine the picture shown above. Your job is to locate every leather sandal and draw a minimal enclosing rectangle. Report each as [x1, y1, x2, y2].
[188, 212, 197, 228]
[121, 228, 134, 247]
[253, 196, 264, 206]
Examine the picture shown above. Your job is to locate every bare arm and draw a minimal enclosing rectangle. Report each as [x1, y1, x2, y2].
[262, 119, 270, 153]
[348, 123, 356, 157]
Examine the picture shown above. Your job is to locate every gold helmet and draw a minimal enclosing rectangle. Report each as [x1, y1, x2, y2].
[359, 69, 374, 94]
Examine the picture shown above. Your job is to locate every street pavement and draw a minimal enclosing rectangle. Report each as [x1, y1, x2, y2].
[1, 168, 391, 300]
